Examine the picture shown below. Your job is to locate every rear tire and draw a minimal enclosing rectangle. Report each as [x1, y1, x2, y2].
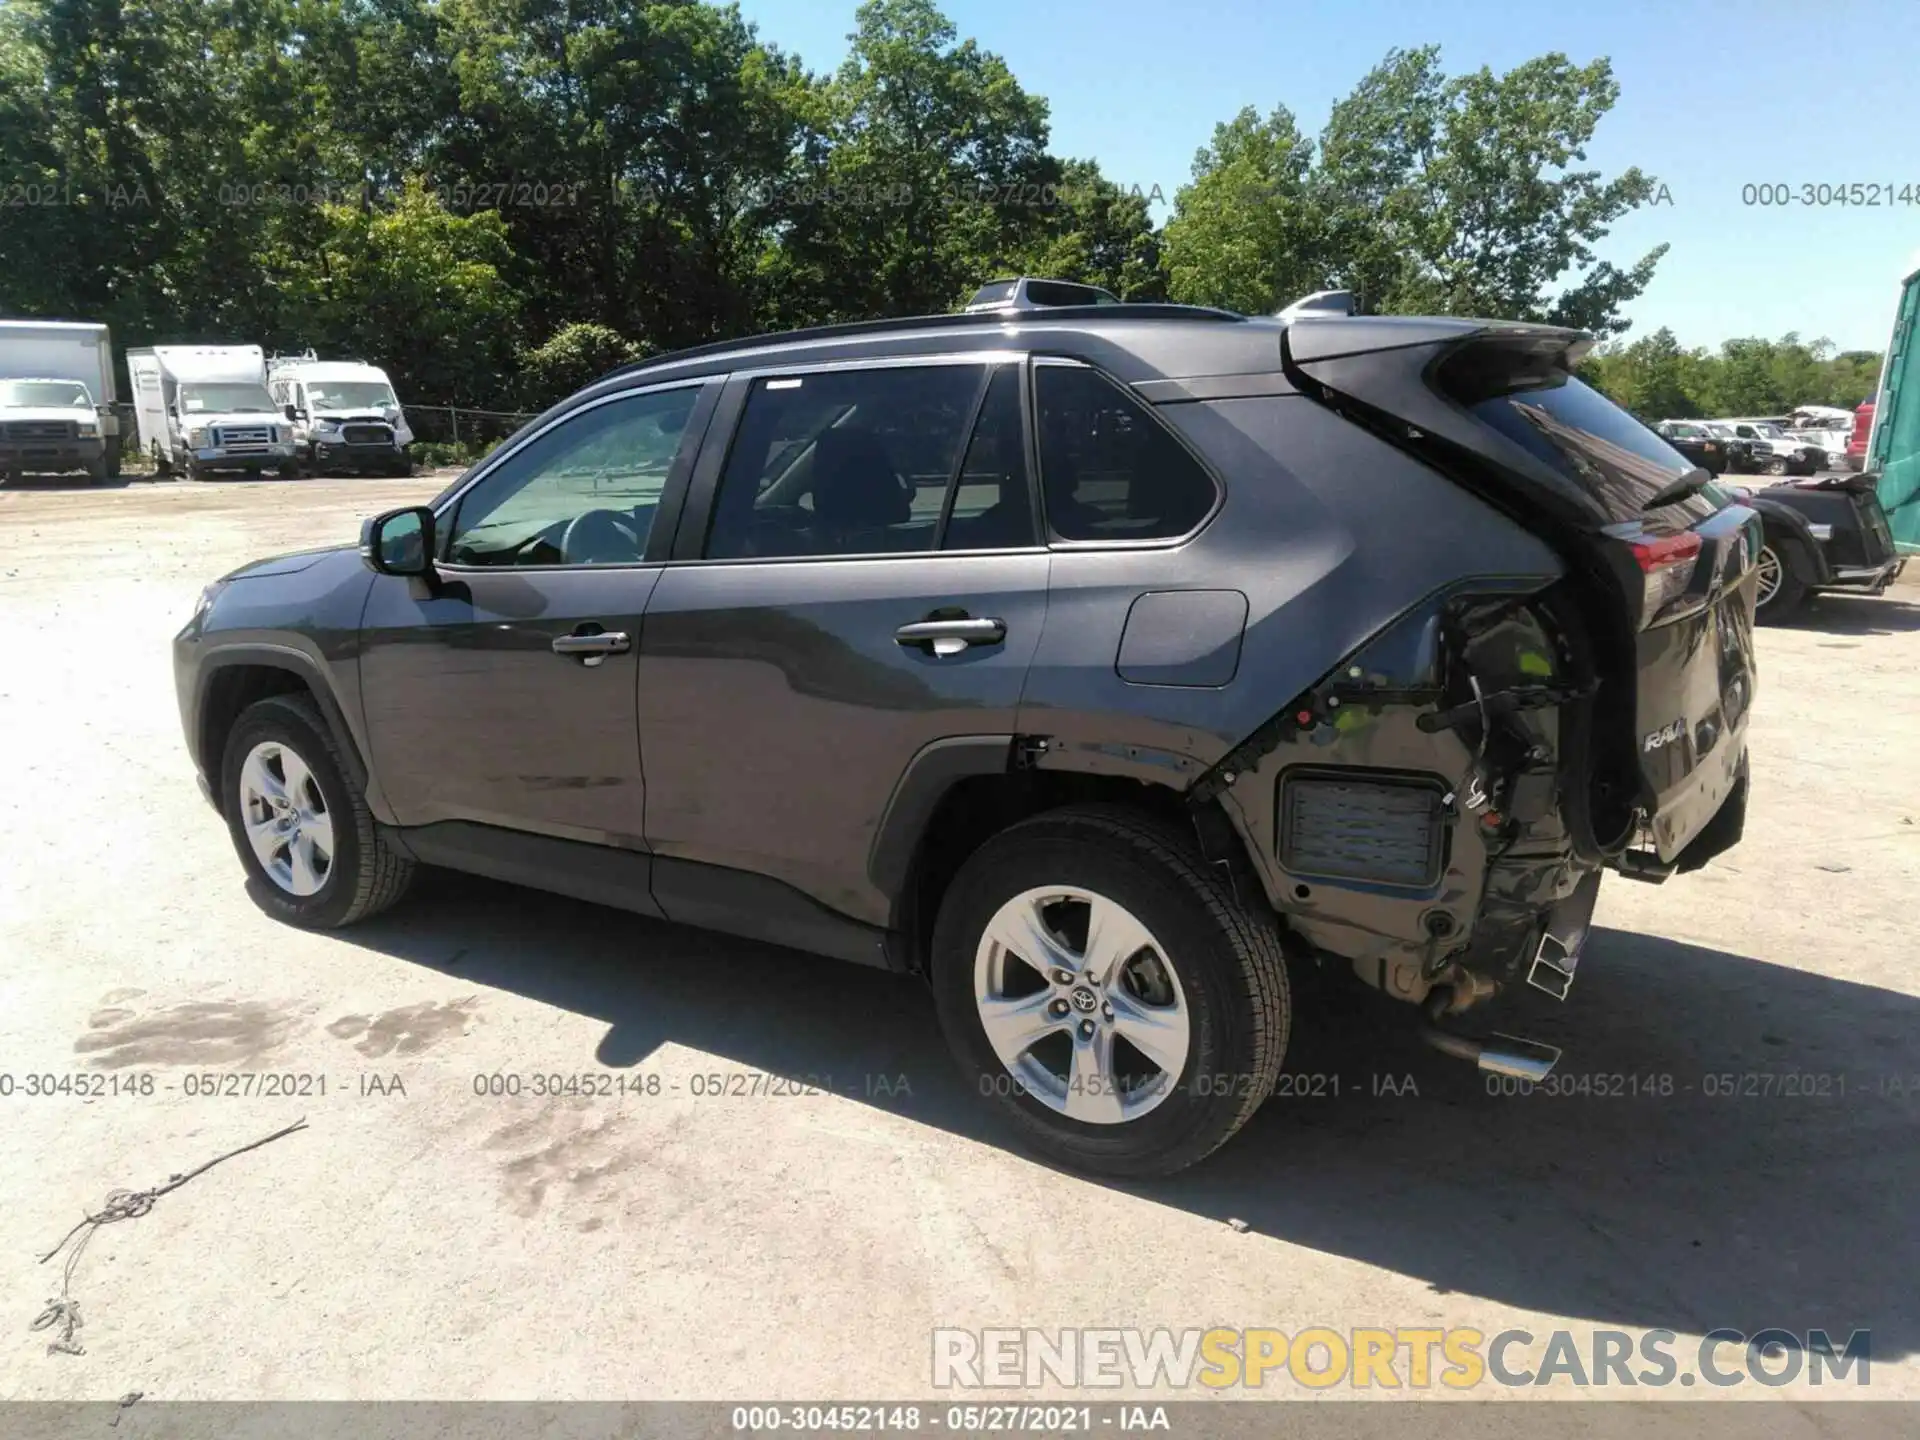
[931, 804, 1290, 1178]
[219, 693, 415, 928]
[1755, 538, 1809, 623]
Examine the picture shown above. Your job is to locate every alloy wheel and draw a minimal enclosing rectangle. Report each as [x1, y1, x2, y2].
[973, 885, 1190, 1125]
[237, 740, 335, 896]
[1755, 545, 1783, 608]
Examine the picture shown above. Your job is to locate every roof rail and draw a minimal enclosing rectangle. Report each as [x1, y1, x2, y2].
[963, 277, 1121, 313]
[600, 302, 1243, 384]
[1275, 289, 1356, 319]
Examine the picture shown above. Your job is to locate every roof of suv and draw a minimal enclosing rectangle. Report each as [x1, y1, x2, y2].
[593, 303, 1564, 399]
[603, 303, 1260, 385]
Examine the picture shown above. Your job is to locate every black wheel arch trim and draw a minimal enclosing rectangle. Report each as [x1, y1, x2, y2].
[868, 734, 1017, 909]
[1749, 499, 1830, 584]
[195, 643, 375, 810]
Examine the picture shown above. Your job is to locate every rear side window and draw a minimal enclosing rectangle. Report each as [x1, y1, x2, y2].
[1454, 370, 1717, 522]
[1034, 365, 1217, 541]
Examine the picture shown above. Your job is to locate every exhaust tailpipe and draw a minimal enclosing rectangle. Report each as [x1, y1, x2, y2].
[1423, 1027, 1562, 1083]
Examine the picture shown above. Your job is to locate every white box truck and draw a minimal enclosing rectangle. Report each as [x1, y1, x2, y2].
[127, 345, 297, 479]
[0, 319, 123, 483]
[266, 352, 415, 475]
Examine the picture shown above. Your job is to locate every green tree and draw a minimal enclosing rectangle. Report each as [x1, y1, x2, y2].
[1008, 158, 1165, 301]
[432, 0, 811, 348]
[1581, 326, 1703, 419]
[1825, 351, 1884, 409]
[1164, 46, 1666, 331]
[1161, 105, 1324, 313]
[260, 178, 523, 404]
[517, 321, 643, 408]
[773, 0, 1056, 322]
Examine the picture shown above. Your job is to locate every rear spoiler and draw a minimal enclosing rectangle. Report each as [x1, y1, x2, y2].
[1280, 317, 1607, 528]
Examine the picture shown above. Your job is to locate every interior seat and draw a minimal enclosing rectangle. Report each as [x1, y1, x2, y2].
[808, 428, 911, 551]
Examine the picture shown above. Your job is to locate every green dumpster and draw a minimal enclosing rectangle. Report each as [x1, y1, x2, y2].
[1868, 262, 1920, 553]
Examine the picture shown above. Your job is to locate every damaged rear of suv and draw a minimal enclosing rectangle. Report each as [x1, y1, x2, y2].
[1203, 305, 1759, 1061]
[175, 283, 1758, 1178]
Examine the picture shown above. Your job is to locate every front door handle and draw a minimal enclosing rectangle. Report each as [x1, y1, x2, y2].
[551, 629, 631, 667]
[894, 616, 1006, 657]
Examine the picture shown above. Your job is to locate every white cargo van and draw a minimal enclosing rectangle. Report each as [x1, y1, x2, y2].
[266, 354, 414, 475]
[0, 319, 123, 482]
[127, 345, 297, 479]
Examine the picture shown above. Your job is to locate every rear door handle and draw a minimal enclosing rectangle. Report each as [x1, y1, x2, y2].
[894, 617, 1006, 657]
[551, 630, 631, 667]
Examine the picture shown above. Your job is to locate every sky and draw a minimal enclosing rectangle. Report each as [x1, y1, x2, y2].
[736, 0, 1920, 355]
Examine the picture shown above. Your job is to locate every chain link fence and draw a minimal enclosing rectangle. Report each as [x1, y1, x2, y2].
[405, 404, 538, 448]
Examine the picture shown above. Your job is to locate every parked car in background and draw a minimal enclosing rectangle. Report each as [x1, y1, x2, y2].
[0, 319, 125, 480]
[1738, 473, 1904, 620]
[1847, 400, 1875, 471]
[1700, 422, 1761, 473]
[174, 280, 1760, 1177]
[1784, 405, 1854, 469]
[1721, 418, 1825, 475]
[1654, 419, 1739, 473]
[266, 353, 415, 476]
[130, 345, 298, 479]
[0, 376, 110, 483]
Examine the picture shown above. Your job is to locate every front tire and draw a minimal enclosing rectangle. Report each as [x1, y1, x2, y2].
[931, 805, 1290, 1178]
[1764, 455, 1788, 476]
[219, 693, 414, 928]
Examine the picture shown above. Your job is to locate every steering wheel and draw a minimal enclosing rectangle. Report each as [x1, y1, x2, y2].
[559, 508, 642, 564]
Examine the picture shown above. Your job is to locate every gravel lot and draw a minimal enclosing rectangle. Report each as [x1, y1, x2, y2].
[2, 472, 1917, 1405]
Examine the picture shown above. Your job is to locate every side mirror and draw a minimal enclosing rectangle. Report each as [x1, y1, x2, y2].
[283, 403, 299, 422]
[361, 506, 435, 577]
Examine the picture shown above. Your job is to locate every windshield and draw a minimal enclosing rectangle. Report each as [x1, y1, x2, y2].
[306, 380, 397, 410]
[180, 383, 275, 414]
[0, 379, 93, 408]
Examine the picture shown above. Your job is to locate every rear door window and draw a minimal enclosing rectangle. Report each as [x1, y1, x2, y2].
[941, 367, 1035, 550]
[1033, 364, 1217, 541]
[1454, 373, 1719, 523]
[705, 364, 1038, 559]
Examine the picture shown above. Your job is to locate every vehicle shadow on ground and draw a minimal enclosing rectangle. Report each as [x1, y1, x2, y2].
[1781, 593, 1920, 635]
[344, 871, 1920, 1357]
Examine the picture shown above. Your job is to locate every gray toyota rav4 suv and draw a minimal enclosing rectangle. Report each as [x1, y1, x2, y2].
[175, 280, 1760, 1176]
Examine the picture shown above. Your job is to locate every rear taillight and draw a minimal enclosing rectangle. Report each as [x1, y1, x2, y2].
[1629, 531, 1702, 628]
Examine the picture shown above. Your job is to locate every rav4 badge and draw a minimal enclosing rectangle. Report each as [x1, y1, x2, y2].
[1642, 718, 1687, 753]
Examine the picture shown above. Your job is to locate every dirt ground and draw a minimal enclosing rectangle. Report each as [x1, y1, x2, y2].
[1, 471, 1917, 1405]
